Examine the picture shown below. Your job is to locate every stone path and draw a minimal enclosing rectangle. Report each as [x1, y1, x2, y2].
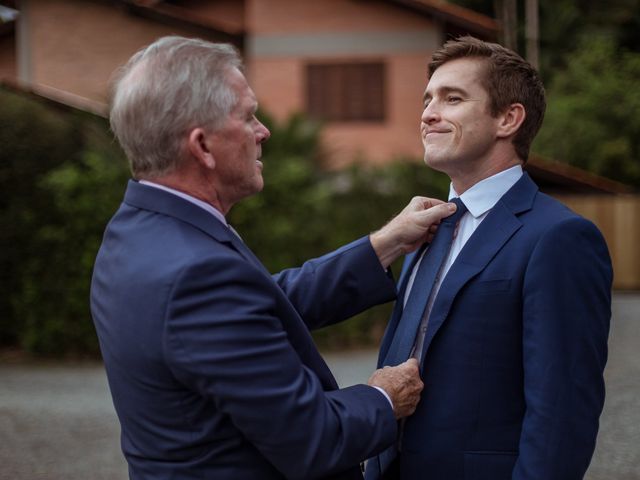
[1, 293, 638, 479]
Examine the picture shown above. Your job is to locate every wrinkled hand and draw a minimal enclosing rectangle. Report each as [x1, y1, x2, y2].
[370, 197, 457, 268]
[368, 358, 424, 419]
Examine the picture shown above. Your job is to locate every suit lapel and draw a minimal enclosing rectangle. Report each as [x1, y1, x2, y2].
[417, 173, 538, 362]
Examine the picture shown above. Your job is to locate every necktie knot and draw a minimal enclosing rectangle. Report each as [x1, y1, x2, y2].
[442, 197, 468, 225]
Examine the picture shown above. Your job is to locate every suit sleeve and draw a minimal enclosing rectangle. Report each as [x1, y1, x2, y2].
[163, 253, 397, 480]
[272, 236, 397, 330]
[515, 217, 612, 479]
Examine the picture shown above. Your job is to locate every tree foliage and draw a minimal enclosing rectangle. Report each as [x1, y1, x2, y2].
[534, 36, 640, 185]
[449, 0, 640, 78]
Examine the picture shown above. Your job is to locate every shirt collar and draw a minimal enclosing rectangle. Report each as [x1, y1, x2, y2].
[448, 165, 523, 218]
[139, 180, 228, 226]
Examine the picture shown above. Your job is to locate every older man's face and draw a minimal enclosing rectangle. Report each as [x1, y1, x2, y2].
[206, 68, 270, 206]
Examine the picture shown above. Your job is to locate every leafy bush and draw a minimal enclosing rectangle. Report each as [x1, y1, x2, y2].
[0, 88, 83, 348]
[0, 86, 129, 355]
[18, 150, 129, 355]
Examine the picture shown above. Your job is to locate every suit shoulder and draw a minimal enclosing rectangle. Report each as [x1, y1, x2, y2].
[526, 193, 609, 256]
[532, 191, 578, 219]
[513, 192, 608, 252]
[99, 205, 248, 281]
[527, 192, 600, 229]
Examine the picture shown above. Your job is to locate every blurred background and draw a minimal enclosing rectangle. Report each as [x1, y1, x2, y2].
[0, 1, 638, 479]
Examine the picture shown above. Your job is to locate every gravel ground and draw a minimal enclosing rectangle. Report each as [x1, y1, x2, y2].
[1, 293, 638, 480]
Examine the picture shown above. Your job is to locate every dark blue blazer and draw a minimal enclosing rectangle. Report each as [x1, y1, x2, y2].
[367, 174, 612, 480]
[91, 180, 399, 480]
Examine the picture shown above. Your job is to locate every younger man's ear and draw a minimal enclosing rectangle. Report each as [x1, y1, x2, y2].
[187, 128, 216, 169]
[497, 103, 526, 139]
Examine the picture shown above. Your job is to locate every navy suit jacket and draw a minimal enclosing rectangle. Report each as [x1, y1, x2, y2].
[367, 174, 612, 480]
[91, 180, 399, 480]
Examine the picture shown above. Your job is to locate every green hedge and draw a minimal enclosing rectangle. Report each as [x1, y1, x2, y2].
[0, 88, 448, 356]
[0, 87, 129, 355]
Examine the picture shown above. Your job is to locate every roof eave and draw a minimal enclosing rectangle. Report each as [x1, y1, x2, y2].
[389, 0, 498, 40]
[124, 1, 245, 45]
[526, 155, 633, 195]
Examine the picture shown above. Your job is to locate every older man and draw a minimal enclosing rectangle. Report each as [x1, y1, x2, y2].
[91, 36, 456, 480]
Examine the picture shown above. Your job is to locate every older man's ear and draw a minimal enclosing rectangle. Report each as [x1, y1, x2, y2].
[187, 128, 216, 170]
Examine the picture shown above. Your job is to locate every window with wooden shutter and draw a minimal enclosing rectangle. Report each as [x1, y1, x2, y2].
[306, 62, 385, 122]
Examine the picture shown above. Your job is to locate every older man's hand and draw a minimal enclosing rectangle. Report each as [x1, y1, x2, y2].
[370, 197, 456, 268]
[368, 358, 424, 419]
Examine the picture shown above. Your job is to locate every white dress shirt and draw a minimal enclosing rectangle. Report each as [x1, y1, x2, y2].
[406, 165, 524, 360]
[139, 180, 228, 226]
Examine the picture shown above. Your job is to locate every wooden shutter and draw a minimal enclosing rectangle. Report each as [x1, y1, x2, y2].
[307, 62, 385, 122]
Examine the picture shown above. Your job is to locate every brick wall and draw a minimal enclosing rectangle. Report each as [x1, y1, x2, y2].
[24, 0, 224, 103]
